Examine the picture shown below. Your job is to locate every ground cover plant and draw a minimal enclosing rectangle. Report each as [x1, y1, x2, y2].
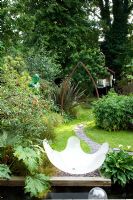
[0, 132, 51, 198]
[101, 149, 133, 187]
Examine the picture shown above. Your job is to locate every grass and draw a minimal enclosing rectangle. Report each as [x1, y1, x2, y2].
[52, 122, 90, 153]
[53, 105, 133, 152]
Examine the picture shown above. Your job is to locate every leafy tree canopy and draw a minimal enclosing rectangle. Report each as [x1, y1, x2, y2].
[86, 0, 133, 78]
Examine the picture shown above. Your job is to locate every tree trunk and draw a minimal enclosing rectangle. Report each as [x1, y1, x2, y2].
[99, 0, 131, 79]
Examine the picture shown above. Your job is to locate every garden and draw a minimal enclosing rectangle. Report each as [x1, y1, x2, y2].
[1, 0, 133, 199]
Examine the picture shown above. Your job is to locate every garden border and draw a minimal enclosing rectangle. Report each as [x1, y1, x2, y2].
[0, 176, 111, 187]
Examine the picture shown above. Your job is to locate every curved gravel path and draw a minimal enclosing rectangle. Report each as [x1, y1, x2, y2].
[74, 124, 101, 153]
[74, 124, 133, 155]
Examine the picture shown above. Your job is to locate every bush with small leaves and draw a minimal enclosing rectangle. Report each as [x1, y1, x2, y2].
[26, 48, 61, 82]
[0, 56, 55, 141]
[93, 91, 133, 131]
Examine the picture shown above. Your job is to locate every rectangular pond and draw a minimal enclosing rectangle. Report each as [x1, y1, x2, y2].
[0, 184, 133, 200]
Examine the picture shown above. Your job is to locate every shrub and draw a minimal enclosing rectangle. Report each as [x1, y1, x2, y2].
[93, 91, 133, 131]
[101, 150, 133, 187]
[26, 48, 61, 82]
[0, 56, 55, 141]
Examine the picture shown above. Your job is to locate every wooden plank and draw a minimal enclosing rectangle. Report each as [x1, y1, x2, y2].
[0, 177, 25, 186]
[51, 177, 111, 187]
[0, 176, 111, 187]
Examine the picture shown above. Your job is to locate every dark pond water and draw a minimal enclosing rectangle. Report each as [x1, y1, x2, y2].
[0, 184, 133, 199]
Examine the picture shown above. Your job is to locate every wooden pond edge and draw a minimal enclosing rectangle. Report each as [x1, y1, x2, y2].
[0, 176, 111, 187]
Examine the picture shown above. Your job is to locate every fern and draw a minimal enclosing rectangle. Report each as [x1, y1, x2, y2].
[14, 146, 42, 173]
[25, 174, 50, 197]
[0, 164, 11, 179]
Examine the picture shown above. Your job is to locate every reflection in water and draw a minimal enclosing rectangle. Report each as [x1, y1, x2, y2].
[0, 185, 133, 200]
[0, 187, 31, 200]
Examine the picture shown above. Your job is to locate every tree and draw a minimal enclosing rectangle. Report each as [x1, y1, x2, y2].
[88, 0, 133, 78]
[0, 0, 19, 53]
[16, 0, 99, 68]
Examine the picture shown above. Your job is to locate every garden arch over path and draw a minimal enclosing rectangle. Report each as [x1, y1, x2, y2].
[61, 61, 99, 113]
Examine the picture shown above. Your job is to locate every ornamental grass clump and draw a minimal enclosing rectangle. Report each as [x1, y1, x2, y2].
[93, 91, 133, 131]
[53, 80, 85, 115]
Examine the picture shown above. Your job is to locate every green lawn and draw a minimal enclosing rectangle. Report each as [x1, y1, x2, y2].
[52, 122, 90, 153]
[53, 105, 133, 152]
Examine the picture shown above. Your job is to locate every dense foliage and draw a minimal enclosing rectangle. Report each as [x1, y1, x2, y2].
[14, 145, 50, 197]
[0, 56, 55, 142]
[101, 150, 133, 187]
[0, 134, 50, 197]
[15, 0, 99, 68]
[0, 164, 11, 179]
[69, 48, 108, 93]
[1, 0, 133, 80]
[117, 59, 133, 94]
[93, 91, 133, 131]
[26, 48, 61, 82]
[88, 0, 133, 78]
[1, 0, 133, 196]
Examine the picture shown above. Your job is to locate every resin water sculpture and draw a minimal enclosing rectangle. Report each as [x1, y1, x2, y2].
[43, 136, 109, 174]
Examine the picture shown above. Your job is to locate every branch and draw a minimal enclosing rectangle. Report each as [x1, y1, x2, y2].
[87, 8, 101, 20]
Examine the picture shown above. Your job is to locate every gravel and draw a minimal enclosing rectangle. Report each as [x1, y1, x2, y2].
[74, 124, 101, 153]
[56, 170, 100, 177]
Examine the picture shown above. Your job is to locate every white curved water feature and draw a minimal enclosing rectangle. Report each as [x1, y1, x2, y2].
[43, 136, 109, 175]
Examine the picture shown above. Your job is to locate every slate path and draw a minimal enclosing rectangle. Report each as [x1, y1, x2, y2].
[74, 124, 101, 153]
[74, 124, 133, 155]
